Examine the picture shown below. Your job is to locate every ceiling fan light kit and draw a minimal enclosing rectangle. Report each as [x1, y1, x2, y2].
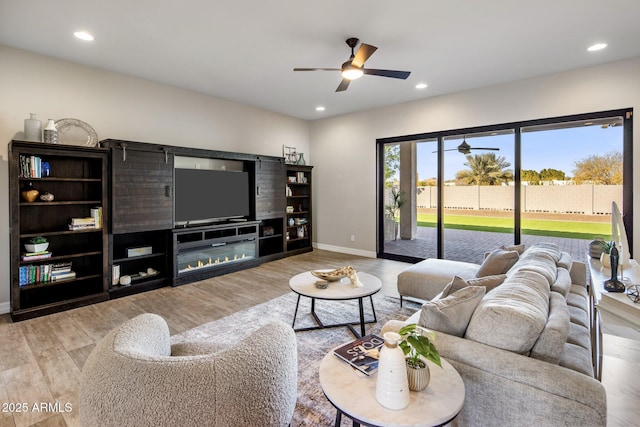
[294, 37, 411, 92]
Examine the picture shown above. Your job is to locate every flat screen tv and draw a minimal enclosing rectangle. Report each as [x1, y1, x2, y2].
[175, 168, 250, 226]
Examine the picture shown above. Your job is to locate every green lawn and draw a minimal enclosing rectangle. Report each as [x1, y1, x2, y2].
[416, 213, 610, 240]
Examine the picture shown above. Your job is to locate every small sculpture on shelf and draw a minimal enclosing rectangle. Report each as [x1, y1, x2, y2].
[604, 242, 626, 292]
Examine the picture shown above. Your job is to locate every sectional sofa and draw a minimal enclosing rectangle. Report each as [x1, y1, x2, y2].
[383, 243, 606, 426]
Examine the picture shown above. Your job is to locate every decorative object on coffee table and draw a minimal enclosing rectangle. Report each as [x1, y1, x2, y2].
[376, 331, 410, 410]
[398, 323, 442, 391]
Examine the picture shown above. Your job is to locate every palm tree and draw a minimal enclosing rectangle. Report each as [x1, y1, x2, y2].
[455, 153, 513, 185]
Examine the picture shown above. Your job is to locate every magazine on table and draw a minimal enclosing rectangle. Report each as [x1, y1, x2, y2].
[333, 333, 384, 375]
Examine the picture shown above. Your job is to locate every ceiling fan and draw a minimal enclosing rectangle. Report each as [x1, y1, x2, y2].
[293, 38, 411, 92]
[435, 137, 500, 154]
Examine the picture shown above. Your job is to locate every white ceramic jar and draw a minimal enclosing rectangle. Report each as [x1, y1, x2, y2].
[375, 331, 410, 410]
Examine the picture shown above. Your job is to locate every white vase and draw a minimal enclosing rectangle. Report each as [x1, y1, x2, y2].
[600, 252, 611, 268]
[44, 119, 58, 144]
[375, 332, 410, 410]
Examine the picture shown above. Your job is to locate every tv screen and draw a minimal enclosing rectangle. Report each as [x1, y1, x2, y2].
[175, 168, 250, 225]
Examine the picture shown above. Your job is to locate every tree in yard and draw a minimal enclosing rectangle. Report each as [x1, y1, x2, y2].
[418, 177, 437, 186]
[522, 169, 540, 185]
[540, 168, 566, 182]
[384, 144, 400, 188]
[573, 151, 623, 184]
[455, 153, 513, 185]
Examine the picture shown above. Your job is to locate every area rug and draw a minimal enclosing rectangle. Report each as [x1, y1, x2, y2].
[171, 292, 419, 426]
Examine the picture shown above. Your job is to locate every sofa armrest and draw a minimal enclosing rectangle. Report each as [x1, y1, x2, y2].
[432, 331, 606, 426]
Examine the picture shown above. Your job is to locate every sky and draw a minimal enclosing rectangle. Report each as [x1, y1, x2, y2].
[415, 124, 623, 181]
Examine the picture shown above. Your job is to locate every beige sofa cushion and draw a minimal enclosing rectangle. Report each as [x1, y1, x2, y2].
[530, 291, 570, 364]
[441, 274, 506, 298]
[507, 250, 557, 286]
[465, 270, 550, 354]
[476, 249, 519, 277]
[419, 286, 486, 337]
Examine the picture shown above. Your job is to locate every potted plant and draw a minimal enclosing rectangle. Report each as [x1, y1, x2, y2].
[25, 236, 49, 253]
[589, 238, 611, 260]
[384, 188, 406, 240]
[398, 323, 442, 391]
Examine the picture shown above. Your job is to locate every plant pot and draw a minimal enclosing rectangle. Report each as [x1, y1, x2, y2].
[384, 218, 398, 241]
[25, 242, 49, 253]
[406, 359, 430, 391]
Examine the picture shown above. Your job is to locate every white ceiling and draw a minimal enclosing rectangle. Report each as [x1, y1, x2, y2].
[2, 1, 640, 121]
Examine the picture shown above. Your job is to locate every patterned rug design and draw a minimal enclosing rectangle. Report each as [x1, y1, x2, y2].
[172, 291, 417, 426]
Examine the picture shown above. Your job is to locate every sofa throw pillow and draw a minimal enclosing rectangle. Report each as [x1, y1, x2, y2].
[419, 286, 486, 337]
[441, 274, 507, 298]
[476, 248, 519, 277]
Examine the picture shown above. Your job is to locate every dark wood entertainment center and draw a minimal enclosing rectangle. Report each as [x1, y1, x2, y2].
[9, 139, 312, 320]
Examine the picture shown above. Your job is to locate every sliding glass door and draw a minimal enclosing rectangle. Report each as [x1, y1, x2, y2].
[377, 109, 632, 265]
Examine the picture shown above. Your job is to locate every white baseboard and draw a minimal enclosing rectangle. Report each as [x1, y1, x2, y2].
[0, 301, 10, 315]
[313, 242, 377, 259]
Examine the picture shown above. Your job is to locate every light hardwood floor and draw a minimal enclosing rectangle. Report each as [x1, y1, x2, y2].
[0, 250, 638, 426]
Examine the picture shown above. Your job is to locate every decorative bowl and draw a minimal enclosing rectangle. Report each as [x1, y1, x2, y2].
[25, 242, 49, 253]
[311, 270, 346, 282]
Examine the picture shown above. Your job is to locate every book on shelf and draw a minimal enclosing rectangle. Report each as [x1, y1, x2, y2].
[90, 207, 103, 228]
[51, 271, 76, 281]
[70, 217, 96, 226]
[22, 251, 52, 261]
[18, 262, 74, 286]
[19, 154, 42, 178]
[333, 333, 385, 376]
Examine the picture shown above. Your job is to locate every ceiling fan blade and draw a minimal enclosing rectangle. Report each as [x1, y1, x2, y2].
[352, 43, 377, 68]
[363, 68, 411, 79]
[336, 78, 350, 92]
[432, 149, 460, 153]
[293, 68, 340, 71]
[470, 147, 500, 151]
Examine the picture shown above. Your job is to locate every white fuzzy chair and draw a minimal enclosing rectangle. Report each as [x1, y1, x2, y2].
[79, 313, 298, 427]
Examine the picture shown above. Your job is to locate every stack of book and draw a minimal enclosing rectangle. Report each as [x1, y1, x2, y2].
[19, 262, 75, 286]
[69, 207, 103, 230]
[18, 154, 43, 178]
[69, 217, 97, 230]
[22, 250, 52, 262]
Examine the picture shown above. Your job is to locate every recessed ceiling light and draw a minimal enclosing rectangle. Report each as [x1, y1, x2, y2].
[315, 106, 325, 112]
[74, 31, 95, 41]
[415, 83, 428, 89]
[587, 43, 607, 52]
[584, 122, 593, 126]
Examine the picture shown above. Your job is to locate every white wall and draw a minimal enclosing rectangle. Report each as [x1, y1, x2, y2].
[310, 57, 640, 258]
[0, 45, 310, 312]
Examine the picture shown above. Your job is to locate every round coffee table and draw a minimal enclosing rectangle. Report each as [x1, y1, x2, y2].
[289, 271, 382, 337]
[319, 348, 465, 427]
